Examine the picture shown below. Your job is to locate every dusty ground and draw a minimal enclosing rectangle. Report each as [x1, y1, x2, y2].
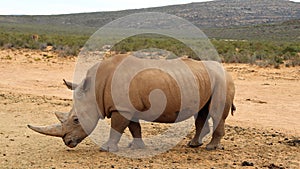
[0, 49, 299, 169]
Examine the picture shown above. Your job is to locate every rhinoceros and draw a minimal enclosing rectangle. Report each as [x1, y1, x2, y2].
[28, 54, 235, 152]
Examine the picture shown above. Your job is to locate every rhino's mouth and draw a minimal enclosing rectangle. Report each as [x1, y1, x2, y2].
[65, 140, 77, 148]
[63, 134, 83, 148]
[64, 139, 82, 148]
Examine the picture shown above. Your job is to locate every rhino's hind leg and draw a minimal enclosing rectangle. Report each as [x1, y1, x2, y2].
[100, 112, 131, 152]
[188, 101, 210, 148]
[206, 103, 231, 150]
[206, 118, 225, 150]
[128, 120, 145, 149]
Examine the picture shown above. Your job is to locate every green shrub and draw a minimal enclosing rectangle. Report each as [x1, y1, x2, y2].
[0, 22, 300, 67]
[111, 33, 198, 59]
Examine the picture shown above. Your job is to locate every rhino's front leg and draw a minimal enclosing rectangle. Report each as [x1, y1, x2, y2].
[100, 111, 130, 152]
[128, 120, 145, 149]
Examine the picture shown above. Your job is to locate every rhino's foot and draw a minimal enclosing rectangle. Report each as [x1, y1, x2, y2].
[100, 142, 119, 152]
[205, 143, 223, 151]
[187, 140, 203, 148]
[128, 138, 145, 149]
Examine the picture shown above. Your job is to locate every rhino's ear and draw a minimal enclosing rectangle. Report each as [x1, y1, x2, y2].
[63, 79, 78, 90]
[55, 112, 68, 123]
[82, 77, 91, 92]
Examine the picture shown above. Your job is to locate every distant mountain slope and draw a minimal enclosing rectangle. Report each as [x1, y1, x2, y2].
[204, 19, 300, 41]
[0, 0, 299, 28]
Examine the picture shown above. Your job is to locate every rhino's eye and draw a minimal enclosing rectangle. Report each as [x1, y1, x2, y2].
[73, 117, 79, 124]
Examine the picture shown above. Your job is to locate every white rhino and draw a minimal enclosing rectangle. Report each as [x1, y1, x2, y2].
[28, 54, 235, 152]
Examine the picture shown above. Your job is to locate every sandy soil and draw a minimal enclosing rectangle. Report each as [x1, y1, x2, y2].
[0, 49, 299, 169]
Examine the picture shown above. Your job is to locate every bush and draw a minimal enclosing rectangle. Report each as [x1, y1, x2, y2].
[212, 40, 300, 67]
[111, 33, 198, 59]
[0, 23, 299, 66]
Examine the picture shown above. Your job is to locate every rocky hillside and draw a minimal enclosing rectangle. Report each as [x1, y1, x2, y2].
[0, 0, 299, 28]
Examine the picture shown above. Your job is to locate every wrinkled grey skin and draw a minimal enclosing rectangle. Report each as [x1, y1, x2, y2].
[28, 55, 235, 152]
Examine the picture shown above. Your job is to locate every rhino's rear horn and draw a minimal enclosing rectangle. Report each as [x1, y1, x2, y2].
[27, 124, 64, 137]
[63, 79, 78, 90]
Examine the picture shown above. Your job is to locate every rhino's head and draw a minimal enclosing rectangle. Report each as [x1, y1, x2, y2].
[28, 77, 100, 148]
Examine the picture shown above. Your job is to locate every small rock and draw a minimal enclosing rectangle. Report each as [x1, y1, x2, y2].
[9, 138, 14, 141]
[111, 165, 115, 168]
[267, 163, 284, 169]
[242, 161, 254, 166]
[286, 139, 300, 147]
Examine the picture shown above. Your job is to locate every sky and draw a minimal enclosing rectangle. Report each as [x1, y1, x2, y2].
[0, 0, 299, 15]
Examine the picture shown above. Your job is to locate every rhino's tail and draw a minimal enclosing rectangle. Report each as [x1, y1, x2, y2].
[231, 104, 236, 116]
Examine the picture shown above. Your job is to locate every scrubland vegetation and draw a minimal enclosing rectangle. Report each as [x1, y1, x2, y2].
[0, 20, 299, 67]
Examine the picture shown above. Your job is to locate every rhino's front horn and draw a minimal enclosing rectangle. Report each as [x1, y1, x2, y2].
[27, 124, 64, 137]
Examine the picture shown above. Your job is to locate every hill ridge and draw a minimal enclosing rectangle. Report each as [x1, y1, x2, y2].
[0, 0, 299, 28]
